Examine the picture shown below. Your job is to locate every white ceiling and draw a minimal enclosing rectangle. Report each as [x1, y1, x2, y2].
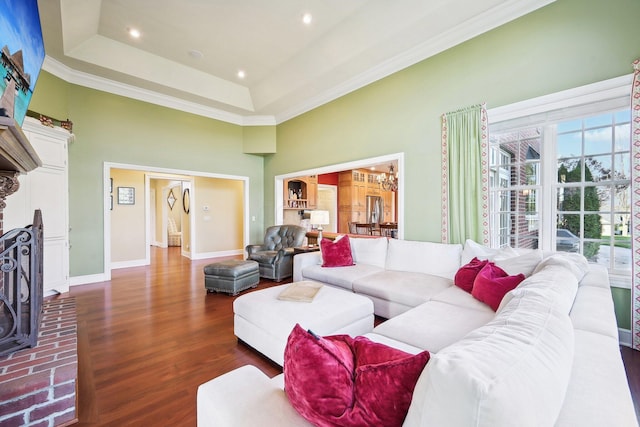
[37, 0, 554, 125]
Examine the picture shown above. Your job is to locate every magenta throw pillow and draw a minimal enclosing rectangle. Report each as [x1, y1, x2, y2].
[320, 235, 354, 267]
[454, 257, 488, 293]
[284, 324, 430, 427]
[471, 262, 525, 311]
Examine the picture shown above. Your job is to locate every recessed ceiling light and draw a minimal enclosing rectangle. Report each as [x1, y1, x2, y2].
[237, 70, 246, 79]
[128, 27, 141, 38]
[302, 13, 312, 25]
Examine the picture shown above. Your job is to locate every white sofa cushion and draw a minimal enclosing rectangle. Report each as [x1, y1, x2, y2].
[349, 236, 388, 268]
[372, 300, 495, 353]
[429, 285, 494, 311]
[385, 239, 462, 279]
[532, 252, 589, 282]
[405, 288, 575, 427]
[569, 285, 619, 338]
[462, 239, 543, 276]
[554, 331, 638, 427]
[197, 366, 311, 427]
[461, 239, 518, 265]
[499, 263, 580, 315]
[300, 263, 383, 291]
[352, 271, 452, 308]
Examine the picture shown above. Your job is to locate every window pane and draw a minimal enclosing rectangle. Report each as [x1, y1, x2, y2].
[555, 221, 579, 252]
[523, 162, 540, 185]
[583, 213, 602, 239]
[584, 113, 613, 128]
[522, 189, 538, 214]
[614, 152, 630, 179]
[557, 159, 582, 183]
[614, 110, 631, 123]
[584, 127, 612, 156]
[557, 213, 580, 239]
[583, 241, 600, 262]
[557, 187, 581, 212]
[612, 237, 632, 271]
[613, 186, 631, 212]
[558, 119, 582, 133]
[614, 123, 630, 151]
[516, 232, 539, 250]
[557, 132, 581, 158]
[584, 186, 601, 212]
[596, 185, 612, 209]
[586, 155, 611, 182]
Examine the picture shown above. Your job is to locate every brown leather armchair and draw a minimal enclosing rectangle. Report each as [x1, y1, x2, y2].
[245, 225, 307, 281]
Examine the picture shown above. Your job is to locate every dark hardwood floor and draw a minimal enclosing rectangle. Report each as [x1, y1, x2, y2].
[65, 247, 284, 426]
[58, 246, 640, 426]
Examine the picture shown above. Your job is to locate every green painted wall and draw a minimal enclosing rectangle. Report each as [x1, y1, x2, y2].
[243, 126, 276, 154]
[612, 287, 631, 330]
[31, 78, 265, 276]
[271, 0, 640, 326]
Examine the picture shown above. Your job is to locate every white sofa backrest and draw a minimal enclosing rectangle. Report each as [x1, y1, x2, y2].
[498, 263, 580, 315]
[404, 287, 575, 427]
[385, 239, 462, 279]
[349, 237, 388, 268]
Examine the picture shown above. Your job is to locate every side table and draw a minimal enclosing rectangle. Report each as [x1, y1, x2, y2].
[293, 245, 320, 255]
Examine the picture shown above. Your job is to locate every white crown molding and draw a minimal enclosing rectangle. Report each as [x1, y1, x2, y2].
[42, 56, 256, 126]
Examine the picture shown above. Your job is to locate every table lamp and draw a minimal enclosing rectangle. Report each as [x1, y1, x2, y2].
[309, 210, 330, 242]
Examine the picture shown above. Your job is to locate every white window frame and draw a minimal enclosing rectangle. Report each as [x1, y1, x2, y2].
[488, 74, 633, 289]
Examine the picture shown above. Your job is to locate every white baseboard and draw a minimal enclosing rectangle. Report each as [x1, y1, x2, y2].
[619, 328, 632, 347]
[70, 273, 109, 287]
[111, 259, 148, 270]
[190, 249, 244, 260]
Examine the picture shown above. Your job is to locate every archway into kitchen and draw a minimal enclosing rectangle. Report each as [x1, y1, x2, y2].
[104, 162, 250, 277]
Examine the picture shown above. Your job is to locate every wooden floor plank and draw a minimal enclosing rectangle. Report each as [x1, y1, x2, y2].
[67, 247, 282, 426]
[63, 246, 640, 426]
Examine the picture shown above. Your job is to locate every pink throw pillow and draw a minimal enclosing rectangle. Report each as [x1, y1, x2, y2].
[284, 324, 430, 427]
[454, 257, 488, 293]
[320, 235, 355, 267]
[472, 262, 525, 311]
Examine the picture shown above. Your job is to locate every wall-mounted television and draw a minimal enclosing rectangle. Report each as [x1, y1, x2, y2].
[0, 0, 45, 126]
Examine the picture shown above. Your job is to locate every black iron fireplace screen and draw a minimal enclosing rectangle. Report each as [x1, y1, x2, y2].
[0, 210, 43, 356]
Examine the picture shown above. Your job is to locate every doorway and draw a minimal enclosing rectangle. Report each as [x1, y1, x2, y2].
[104, 162, 250, 280]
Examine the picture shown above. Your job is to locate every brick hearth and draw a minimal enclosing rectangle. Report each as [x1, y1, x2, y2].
[0, 297, 78, 427]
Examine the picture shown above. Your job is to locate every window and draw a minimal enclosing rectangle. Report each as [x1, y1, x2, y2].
[489, 109, 631, 276]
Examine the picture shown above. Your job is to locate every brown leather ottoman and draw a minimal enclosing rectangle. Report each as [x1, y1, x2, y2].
[204, 260, 260, 296]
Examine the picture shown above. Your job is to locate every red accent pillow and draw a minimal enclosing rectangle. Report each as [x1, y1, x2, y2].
[471, 262, 525, 311]
[320, 235, 355, 267]
[454, 257, 488, 293]
[284, 324, 430, 427]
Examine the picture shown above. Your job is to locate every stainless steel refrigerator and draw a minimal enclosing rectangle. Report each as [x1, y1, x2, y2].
[366, 195, 384, 225]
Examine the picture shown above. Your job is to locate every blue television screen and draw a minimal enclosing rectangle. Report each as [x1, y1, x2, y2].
[0, 0, 45, 126]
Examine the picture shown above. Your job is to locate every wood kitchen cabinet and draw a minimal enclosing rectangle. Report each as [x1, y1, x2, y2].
[338, 170, 367, 233]
[284, 175, 317, 210]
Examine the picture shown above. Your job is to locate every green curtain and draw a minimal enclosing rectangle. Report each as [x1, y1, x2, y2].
[441, 104, 489, 245]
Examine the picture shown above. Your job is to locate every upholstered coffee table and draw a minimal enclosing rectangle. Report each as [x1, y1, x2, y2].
[233, 282, 374, 366]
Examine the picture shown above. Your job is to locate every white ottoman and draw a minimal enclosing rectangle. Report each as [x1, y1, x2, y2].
[233, 283, 374, 366]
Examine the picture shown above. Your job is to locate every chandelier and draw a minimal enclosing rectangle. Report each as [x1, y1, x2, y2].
[378, 164, 398, 192]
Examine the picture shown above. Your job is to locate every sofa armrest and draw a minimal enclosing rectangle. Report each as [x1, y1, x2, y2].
[293, 251, 322, 282]
[197, 365, 310, 427]
[246, 244, 265, 257]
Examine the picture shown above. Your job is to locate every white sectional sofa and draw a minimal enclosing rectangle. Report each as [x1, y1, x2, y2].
[197, 237, 638, 427]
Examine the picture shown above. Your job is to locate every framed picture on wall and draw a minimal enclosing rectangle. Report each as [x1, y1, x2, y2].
[117, 187, 135, 205]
